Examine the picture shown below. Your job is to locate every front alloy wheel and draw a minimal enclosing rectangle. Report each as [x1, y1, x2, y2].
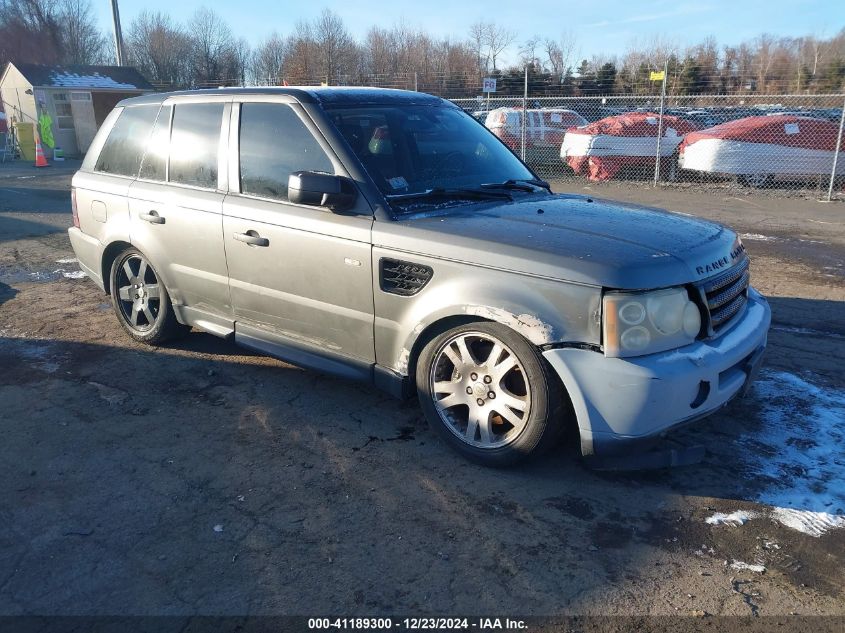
[416, 322, 564, 465]
[430, 332, 531, 449]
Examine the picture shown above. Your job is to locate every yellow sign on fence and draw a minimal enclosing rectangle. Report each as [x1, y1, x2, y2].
[650, 70, 665, 81]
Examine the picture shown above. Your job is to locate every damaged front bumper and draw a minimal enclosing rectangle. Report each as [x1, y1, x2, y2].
[543, 287, 771, 464]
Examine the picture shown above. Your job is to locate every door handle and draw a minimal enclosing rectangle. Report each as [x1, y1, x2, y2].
[234, 231, 269, 247]
[140, 211, 165, 224]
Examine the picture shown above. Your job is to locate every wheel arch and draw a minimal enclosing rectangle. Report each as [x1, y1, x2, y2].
[101, 240, 133, 294]
[392, 299, 568, 380]
[101, 241, 175, 300]
[405, 314, 489, 390]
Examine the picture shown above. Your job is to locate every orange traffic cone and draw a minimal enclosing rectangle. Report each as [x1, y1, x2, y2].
[34, 136, 49, 168]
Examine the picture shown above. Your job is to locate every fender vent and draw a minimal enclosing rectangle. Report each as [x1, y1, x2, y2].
[380, 258, 433, 296]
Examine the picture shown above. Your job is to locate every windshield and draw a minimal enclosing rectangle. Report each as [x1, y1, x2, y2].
[325, 104, 537, 199]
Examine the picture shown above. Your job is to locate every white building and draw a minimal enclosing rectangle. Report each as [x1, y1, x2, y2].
[0, 62, 154, 157]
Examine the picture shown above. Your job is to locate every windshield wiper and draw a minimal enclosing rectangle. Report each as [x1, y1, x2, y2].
[480, 178, 551, 192]
[385, 187, 512, 203]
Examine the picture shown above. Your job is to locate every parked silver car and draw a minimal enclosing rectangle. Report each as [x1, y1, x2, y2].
[68, 87, 771, 466]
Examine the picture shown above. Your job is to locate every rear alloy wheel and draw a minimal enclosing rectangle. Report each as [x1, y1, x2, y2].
[110, 248, 186, 344]
[416, 322, 563, 466]
[739, 173, 773, 188]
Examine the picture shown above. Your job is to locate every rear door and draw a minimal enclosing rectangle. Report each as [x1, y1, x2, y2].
[222, 98, 375, 365]
[129, 97, 233, 327]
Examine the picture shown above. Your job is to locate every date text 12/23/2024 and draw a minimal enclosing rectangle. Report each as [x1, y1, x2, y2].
[308, 618, 528, 630]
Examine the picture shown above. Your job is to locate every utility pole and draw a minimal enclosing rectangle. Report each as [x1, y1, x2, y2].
[826, 95, 845, 201]
[521, 65, 528, 161]
[109, 0, 125, 66]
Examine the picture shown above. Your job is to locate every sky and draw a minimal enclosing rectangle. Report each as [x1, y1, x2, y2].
[96, 0, 845, 66]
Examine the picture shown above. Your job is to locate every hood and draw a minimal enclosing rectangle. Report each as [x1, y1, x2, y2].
[374, 194, 745, 289]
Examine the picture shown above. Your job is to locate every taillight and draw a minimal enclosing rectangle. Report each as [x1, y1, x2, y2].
[71, 187, 80, 228]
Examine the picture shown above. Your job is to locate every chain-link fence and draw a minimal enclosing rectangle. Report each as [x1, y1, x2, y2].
[146, 70, 845, 201]
[451, 93, 845, 200]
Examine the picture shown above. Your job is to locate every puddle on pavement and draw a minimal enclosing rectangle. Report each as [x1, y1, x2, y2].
[0, 259, 84, 284]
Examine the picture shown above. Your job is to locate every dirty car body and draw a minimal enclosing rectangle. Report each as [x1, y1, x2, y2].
[67, 87, 771, 465]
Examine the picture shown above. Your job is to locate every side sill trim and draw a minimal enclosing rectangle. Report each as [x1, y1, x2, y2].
[172, 305, 235, 338]
[235, 323, 373, 383]
[374, 365, 411, 399]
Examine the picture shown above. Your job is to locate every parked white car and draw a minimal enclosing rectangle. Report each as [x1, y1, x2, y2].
[485, 107, 588, 155]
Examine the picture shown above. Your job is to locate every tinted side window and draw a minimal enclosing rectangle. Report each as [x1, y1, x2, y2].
[139, 105, 172, 182]
[94, 105, 159, 177]
[239, 103, 334, 201]
[169, 103, 224, 189]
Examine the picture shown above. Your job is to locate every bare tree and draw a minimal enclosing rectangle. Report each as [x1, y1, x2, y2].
[468, 21, 489, 73]
[59, 0, 106, 64]
[4, 2, 845, 97]
[230, 37, 251, 86]
[251, 32, 288, 84]
[519, 35, 541, 67]
[313, 8, 354, 84]
[188, 7, 235, 86]
[125, 11, 192, 86]
[544, 31, 578, 79]
[364, 26, 396, 76]
[285, 20, 318, 81]
[0, 0, 65, 64]
[484, 22, 515, 71]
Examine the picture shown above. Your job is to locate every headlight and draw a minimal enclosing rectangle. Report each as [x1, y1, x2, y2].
[604, 287, 701, 357]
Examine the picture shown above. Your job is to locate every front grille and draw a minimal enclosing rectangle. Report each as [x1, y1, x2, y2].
[699, 258, 750, 333]
[379, 258, 433, 296]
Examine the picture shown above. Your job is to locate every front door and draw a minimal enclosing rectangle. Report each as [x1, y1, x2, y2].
[223, 100, 375, 363]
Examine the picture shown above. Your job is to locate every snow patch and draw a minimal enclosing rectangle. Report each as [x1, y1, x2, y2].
[730, 560, 766, 573]
[711, 371, 845, 537]
[62, 270, 86, 279]
[769, 508, 845, 538]
[48, 72, 140, 90]
[750, 372, 845, 518]
[739, 233, 777, 242]
[55, 257, 78, 264]
[705, 510, 758, 526]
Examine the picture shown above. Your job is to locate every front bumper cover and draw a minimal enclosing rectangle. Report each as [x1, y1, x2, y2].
[543, 287, 771, 459]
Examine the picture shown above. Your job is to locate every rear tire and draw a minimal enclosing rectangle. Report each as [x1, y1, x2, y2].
[739, 173, 773, 188]
[109, 247, 187, 345]
[416, 321, 564, 466]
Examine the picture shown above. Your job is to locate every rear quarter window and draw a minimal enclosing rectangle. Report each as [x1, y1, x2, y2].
[94, 105, 160, 177]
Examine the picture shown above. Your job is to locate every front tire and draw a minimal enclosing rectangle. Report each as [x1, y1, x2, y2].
[416, 322, 564, 466]
[110, 248, 186, 345]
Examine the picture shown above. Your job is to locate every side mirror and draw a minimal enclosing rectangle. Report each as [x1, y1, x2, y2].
[288, 171, 357, 212]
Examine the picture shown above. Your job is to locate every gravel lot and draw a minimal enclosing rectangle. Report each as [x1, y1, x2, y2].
[1, 161, 843, 621]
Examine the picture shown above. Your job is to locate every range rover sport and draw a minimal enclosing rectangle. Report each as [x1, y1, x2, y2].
[68, 87, 770, 466]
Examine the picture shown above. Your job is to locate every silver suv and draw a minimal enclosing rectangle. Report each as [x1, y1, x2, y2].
[68, 88, 771, 466]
